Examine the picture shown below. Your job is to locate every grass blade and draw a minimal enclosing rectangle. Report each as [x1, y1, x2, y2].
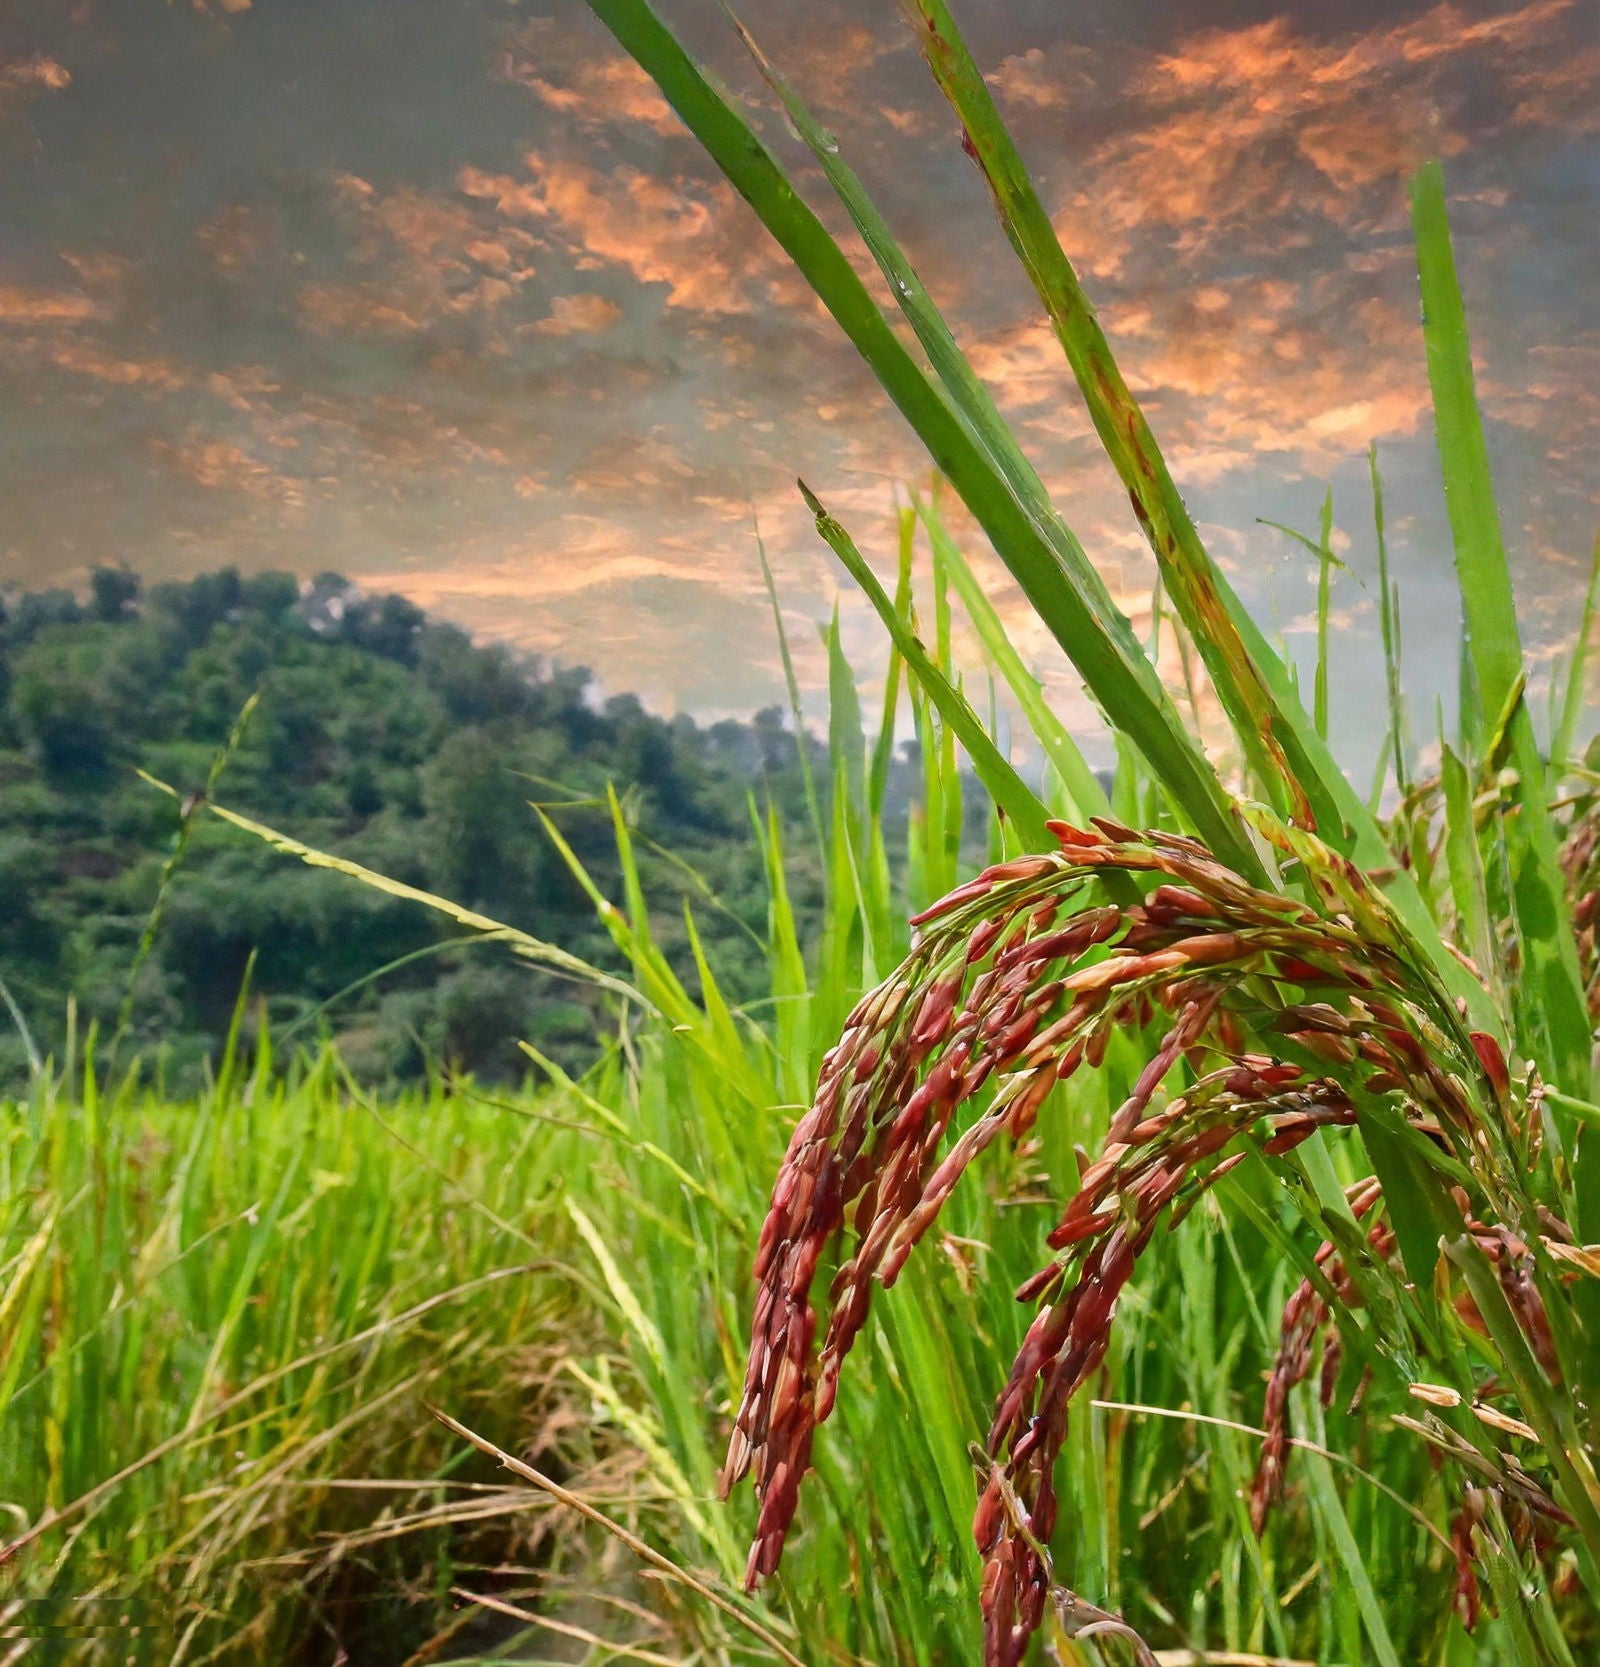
[585, 0, 1264, 882]
[136, 771, 643, 1009]
[800, 481, 1054, 851]
[431, 1409, 808, 1667]
[757, 520, 827, 862]
[903, 0, 1332, 833]
[1411, 161, 1590, 1107]
[914, 488, 1109, 822]
[1369, 445, 1411, 799]
[867, 505, 917, 822]
[1552, 533, 1600, 778]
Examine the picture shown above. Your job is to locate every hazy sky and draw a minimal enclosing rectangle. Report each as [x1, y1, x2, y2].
[0, 0, 1595, 757]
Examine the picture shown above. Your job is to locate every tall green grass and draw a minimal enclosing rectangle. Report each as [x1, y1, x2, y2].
[13, 501, 1588, 1663]
[0, 1017, 682, 1664]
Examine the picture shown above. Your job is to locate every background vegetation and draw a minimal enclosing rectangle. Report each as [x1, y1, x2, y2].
[0, 567, 858, 1090]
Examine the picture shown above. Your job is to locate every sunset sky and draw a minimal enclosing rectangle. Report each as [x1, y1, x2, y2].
[0, 0, 1595, 757]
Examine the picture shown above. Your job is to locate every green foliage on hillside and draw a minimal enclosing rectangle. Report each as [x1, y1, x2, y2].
[0, 566, 834, 1088]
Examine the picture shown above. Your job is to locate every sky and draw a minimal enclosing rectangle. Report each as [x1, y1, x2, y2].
[0, 0, 1595, 763]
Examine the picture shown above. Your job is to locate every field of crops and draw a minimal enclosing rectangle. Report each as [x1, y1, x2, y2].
[4, 1, 1597, 1663]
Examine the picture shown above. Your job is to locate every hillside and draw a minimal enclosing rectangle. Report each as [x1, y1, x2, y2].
[0, 567, 832, 1088]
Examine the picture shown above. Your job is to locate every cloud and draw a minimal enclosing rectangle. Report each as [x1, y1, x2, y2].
[963, 273, 1432, 485]
[985, 45, 1094, 112]
[1509, 45, 1600, 130]
[371, 538, 713, 610]
[0, 54, 71, 109]
[196, 203, 281, 277]
[37, 337, 190, 392]
[151, 433, 306, 507]
[0, 285, 101, 325]
[497, 18, 681, 139]
[534, 293, 621, 336]
[189, 175, 548, 356]
[768, 14, 900, 109]
[297, 282, 425, 337]
[969, 319, 1086, 423]
[307, 173, 538, 331]
[0, 0, 1590, 730]
[1086, 0, 1582, 249]
[1094, 24, 1435, 247]
[1117, 282, 1433, 470]
[941, 0, 1596, 509]
[461, 156, 769, 317]
[565, 433, 703, 509]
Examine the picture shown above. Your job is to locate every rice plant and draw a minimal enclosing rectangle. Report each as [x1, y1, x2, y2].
[0, 1027, 634, 1664]
[579, 1, 1600, 1662]
[726, 812, 1597, 1662]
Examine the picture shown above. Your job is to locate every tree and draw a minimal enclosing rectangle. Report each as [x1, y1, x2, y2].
[88, 566, 140, 623]
[0, 567, 837, 1093]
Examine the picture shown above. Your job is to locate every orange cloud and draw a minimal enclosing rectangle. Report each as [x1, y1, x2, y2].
[1509, 45, 1600, 130]
[1097, 31, 1431, 244]
[0, 285, 101, 325]
[498, 19, 681, 139]
[986, 45, 1094, 112]
[201, 175, 542, 353]
[566, 434, 702, 510]
[968, 275, 1431, 478]
[0, 54, 71, 107]
[534, 293, 621, 336]
[197, 204, 280, 276]
[1087, 1, 1582, 248]
[152, 434, 305, 507]
[298, 282, 423, 337]
[365, 513, 753, 620]
[938, 0, 1595, 506]
[315, 174, 537, 327]
[40, 337, 190, 392]
[461, 157, 765, 316]
[1126, 285, 1430, 466]
[777, 16, 899, 109]
[969, 319, 1086, 422]
[0, 259, 191, 402]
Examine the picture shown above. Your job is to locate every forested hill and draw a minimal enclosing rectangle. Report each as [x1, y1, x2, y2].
[0, 567, 831, 1089]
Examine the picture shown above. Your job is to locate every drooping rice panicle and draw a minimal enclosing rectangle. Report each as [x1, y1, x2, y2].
[723, 819, 1582, 1663]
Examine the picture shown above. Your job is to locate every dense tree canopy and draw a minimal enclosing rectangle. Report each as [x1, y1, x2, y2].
[0, 568, 839, 1088]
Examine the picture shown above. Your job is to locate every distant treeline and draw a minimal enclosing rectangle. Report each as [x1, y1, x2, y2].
[0, 567, 883, 1088]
